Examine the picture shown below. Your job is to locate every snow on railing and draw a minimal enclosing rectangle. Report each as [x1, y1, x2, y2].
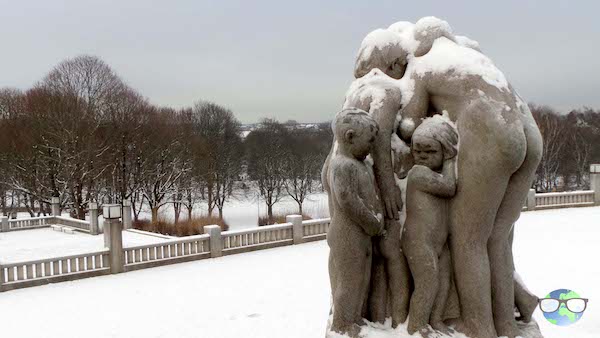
[7, 216, 55, 231]
[0, 249, 110, 291]
[54, 216, 91, 232]
[535, 190, 595, 208]
[124, 234, 211, 269]
[303, 219, 330, 239]
[222, 223, 293, 252]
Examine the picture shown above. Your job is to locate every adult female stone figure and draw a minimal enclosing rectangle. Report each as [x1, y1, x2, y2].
[344, 18, 542, 337]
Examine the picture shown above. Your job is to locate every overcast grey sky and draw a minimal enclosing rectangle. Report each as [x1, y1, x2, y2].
[1, 0, 599, 123]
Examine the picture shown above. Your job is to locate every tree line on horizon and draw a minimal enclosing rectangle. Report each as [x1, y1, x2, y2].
[0, 55, 598, 224]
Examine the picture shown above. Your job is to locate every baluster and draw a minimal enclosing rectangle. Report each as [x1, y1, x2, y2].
[102, 254, 109, 269]
[36, 263, 43, 278]
[7, 267, 15, 282]
[17, 265, 25, 280]
[26, 264, 34, 279]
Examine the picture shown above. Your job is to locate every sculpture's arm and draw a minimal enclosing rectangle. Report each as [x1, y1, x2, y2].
[399, 77, 430, 141]
[408, 158, 457, 198]
[370, 87, 404, 220]
[321, 147, 335, 218]
[343, 82, 404, 220]
[333, 163, 384, 236]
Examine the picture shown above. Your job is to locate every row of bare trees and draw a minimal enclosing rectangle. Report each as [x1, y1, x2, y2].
[530, 104, 600, 192]
[0, 55, 331, 223]
[245, 119, 331, 219]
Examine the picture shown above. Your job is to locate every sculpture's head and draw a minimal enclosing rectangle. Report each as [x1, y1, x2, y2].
[333, 108, 379, 161]
[411, 115, 458, 171]
[354, 29, 408, 80]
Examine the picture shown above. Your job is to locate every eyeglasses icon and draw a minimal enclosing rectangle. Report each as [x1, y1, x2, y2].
[538, 298, 588, 313]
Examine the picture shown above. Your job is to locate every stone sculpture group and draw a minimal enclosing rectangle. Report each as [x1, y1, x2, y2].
[323, 17, 544, 338]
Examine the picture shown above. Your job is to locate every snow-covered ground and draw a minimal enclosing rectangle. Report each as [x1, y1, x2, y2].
[0, 229, 167, 263]
[1, 207, 599, 338]
[151, 192, 330, 231]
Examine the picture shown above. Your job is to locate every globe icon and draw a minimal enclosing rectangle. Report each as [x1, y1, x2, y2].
[541, 289, 586, 326]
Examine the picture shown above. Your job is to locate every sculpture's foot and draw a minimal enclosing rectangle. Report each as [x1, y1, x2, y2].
[516, 319, 544, 338]
[418, 325, 443, 338]
[431, 321, 451, 336]
[445, 317, 495, 338]
[326, 323, 363, 338]
[391, 310, 408, 329]
[516, 296, 539, 323]
[445, 318, 544, 338]
[496, 322, 520, 338]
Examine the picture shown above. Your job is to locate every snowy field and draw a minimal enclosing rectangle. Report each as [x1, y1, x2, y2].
[0, 229, 167, 263]
[0, 207, 599, 338]
[151, 192, 330, 231]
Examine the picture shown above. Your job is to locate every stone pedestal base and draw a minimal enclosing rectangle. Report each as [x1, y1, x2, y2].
[325, 316, 544, 338]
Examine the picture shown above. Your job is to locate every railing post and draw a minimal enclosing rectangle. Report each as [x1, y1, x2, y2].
[0, 216, 8, 232]
[0, 262, 4, 292]
[104, 218, 124, 274]
[204, 225, 222, 258]
[122, 199, 132, 230]
[287, 215, 304, 244]
[526, 189, 536, 211]
[591, 164, 600, 205]
[51, 197, 60, 216]
[89, 202, 100, 235]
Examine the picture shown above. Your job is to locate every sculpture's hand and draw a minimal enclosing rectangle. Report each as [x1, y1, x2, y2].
[380, 176, 403, 220]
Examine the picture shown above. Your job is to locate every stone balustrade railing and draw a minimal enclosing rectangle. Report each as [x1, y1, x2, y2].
[534, 190, 595, 209]
[0, 183, 598, 293]
[6, 216, 55, 231]
[0, 249, 110, 292]
[123, 234, 211, 272]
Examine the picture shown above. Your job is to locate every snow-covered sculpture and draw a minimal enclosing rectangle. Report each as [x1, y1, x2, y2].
[325, 108, 386, 337]
[323, 16, 543, 338]
[402, 115, 458, 335]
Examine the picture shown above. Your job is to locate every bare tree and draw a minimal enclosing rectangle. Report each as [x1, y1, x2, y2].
[139, 107, 189, 222]
[246, 119, 288, 222]
[283, 129, 322, 214]
[530, 104, 567, 192]
[194, 102, 242, 219]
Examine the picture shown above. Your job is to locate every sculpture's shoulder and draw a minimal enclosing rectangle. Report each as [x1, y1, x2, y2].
[407, 164, 436, 182]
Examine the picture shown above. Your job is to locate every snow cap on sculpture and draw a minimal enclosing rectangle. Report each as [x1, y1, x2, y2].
[354, 28, 408, 79]
[455, 35, 482, 52]
[413, 16, 456, 57]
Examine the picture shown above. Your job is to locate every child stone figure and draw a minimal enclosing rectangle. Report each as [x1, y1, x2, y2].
[326, 108, 386, 337]
[401, 115, 459, 336]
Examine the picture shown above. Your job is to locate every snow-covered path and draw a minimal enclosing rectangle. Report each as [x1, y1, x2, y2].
[1, 207, 599, 338]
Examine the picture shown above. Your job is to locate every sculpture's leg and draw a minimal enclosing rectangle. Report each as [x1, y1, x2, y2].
[430, 243, 451, 333]
[489, 124, 542, 337]
[450, 163, 508, 338]
[405, 244, 440, 335]
[386, 252, 410, 327]
[510, 227, 538, 323]
[330, 243, 372, 337]
[380, 220, 410, 327]
[328, 251, 337, 315]
[368, 248, 387, 323]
